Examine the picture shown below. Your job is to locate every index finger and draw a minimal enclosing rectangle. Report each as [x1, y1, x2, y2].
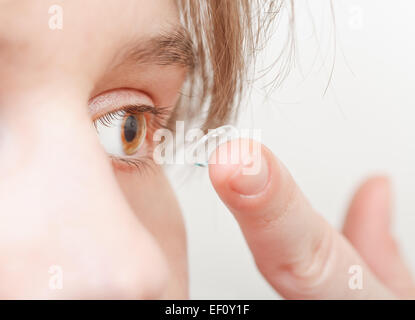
[209, 139, 393, 299]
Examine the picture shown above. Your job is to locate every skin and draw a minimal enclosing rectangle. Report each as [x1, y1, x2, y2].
[0, 0, 187, 298]
[0, 0, 412, 300]
[209, 140, 415, 299]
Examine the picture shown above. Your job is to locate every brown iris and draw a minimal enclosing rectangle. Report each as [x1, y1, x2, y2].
[121, 113, 146, 155]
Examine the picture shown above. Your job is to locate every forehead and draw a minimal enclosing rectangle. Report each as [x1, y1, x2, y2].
[0, 0, 180, 87]
[0, 0, 179, 39]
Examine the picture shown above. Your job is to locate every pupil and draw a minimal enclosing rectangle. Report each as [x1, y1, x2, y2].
[124, 115, 137, 142]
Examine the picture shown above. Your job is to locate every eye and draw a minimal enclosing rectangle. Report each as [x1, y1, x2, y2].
[94, 110, 147, 157]
[89, 89, 173, 171]
[121, 114, 146, 155]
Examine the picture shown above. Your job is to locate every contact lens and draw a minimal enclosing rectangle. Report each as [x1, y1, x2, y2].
[190, 125, 239, 168]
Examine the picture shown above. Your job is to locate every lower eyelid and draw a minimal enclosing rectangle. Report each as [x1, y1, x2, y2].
[110, 138, 156, 173]
[110, 156, 153, 173]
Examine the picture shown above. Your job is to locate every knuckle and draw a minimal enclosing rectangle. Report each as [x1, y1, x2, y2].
[284, 225, 336, 297]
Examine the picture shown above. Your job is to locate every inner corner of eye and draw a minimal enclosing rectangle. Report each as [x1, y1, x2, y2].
[95, 111, 147, 158]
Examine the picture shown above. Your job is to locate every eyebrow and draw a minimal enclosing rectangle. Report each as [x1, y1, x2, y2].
[117, 26, 196, 71]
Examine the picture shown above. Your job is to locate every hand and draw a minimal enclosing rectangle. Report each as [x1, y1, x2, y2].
[209, 139, 414, 299]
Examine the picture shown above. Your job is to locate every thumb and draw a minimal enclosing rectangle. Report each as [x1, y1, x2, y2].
[343, 177, 415, 298]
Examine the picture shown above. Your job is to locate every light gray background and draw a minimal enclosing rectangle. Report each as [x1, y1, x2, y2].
[168, 0, 415, 299]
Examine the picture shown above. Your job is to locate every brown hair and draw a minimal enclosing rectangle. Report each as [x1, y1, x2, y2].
[175, 0, 290, 131]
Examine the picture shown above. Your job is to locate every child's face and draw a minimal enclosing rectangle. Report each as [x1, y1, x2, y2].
[0, 0, 189, 298]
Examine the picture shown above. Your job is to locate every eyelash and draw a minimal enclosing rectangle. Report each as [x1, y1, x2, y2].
[109, 154, 155, 174]
[93, 103, 172, 172]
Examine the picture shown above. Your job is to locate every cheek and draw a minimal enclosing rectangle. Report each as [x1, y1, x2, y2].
[114, 167, 188, 298]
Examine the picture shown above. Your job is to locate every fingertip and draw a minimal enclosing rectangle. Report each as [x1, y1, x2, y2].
[344, 174, 393, 239]
[208, 140, 240, 190]
[349, 175, 392, 216]
[359, 175, 391, 195]
[208, 139, 271, 196]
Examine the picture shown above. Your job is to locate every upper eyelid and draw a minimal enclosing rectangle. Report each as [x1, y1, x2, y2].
[93, 104, 170, 125]
[89, 88, 176, 133]
[88, 88, 155, 117]
[92, 104, 157, 121]
[92, 104, 150, 128]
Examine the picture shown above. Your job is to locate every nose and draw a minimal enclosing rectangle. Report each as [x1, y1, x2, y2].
[0, 92, 169, 299]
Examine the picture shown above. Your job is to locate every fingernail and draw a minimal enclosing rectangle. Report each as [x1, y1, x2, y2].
[229, 152, 269, 196]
